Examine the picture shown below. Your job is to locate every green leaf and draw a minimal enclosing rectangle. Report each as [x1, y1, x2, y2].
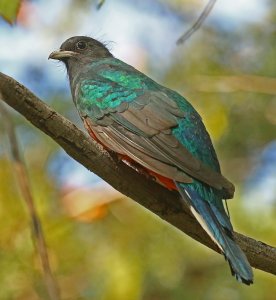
[0, 0, 21, 24]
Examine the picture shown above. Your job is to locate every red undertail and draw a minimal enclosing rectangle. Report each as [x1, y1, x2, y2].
[84, 120, 177, 191]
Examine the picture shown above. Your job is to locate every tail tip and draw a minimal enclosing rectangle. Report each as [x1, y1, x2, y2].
[229, 262, 254, 285]
[235, 274, 254, 285]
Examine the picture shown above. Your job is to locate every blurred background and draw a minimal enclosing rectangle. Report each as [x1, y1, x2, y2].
[0, 0, 275, 299]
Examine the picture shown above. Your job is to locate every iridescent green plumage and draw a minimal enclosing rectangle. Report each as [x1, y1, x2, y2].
[77, 59, 225, 207]
[49, 36, 253, 284]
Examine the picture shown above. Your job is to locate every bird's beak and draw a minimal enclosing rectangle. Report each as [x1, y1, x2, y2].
[48, 50, 77, 60]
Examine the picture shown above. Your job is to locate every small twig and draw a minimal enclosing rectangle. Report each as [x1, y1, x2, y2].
[96, 0, 105, 10]
[177, 0, 217, 45]
[0, 102, 60, 300]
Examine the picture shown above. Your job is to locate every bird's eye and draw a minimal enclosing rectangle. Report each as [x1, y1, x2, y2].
[76, 41, 87, 50]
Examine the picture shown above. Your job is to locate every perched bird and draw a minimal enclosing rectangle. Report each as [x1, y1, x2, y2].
[49, 36, 253, 284]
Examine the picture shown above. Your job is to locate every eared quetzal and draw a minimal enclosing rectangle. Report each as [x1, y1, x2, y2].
[49, 36, 253, 284]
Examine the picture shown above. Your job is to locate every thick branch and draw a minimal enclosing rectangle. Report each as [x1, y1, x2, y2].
[0, 72, 275, 276]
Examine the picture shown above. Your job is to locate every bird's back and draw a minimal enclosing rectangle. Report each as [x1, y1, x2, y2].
[73, 58, 228, 207]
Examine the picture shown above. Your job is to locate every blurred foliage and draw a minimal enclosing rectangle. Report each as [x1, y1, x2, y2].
[0, 0, 275, 299]
[0, 0, 21, 23]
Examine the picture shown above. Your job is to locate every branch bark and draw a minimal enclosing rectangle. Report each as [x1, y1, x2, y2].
[0, 72, 275, 276]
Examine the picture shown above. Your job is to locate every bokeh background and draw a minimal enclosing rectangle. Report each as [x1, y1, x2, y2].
[0, 0, 275, 299]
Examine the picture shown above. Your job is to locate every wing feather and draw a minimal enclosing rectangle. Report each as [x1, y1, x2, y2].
[84, 98, 234, 196]
[79, 73, 234, 198]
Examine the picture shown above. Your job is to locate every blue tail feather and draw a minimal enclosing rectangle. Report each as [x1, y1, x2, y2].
[176, 183, 253, 285]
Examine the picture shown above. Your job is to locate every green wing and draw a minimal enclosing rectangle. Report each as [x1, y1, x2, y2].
[76, 58, 234, 198]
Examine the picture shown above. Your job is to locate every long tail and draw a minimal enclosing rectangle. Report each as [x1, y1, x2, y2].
[176, 183, 253, 285]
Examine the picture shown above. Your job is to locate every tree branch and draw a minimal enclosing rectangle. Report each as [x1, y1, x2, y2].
[0, 72, 275, 276]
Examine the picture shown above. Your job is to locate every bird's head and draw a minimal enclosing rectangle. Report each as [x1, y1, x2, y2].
[49, 36, 112, 65]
